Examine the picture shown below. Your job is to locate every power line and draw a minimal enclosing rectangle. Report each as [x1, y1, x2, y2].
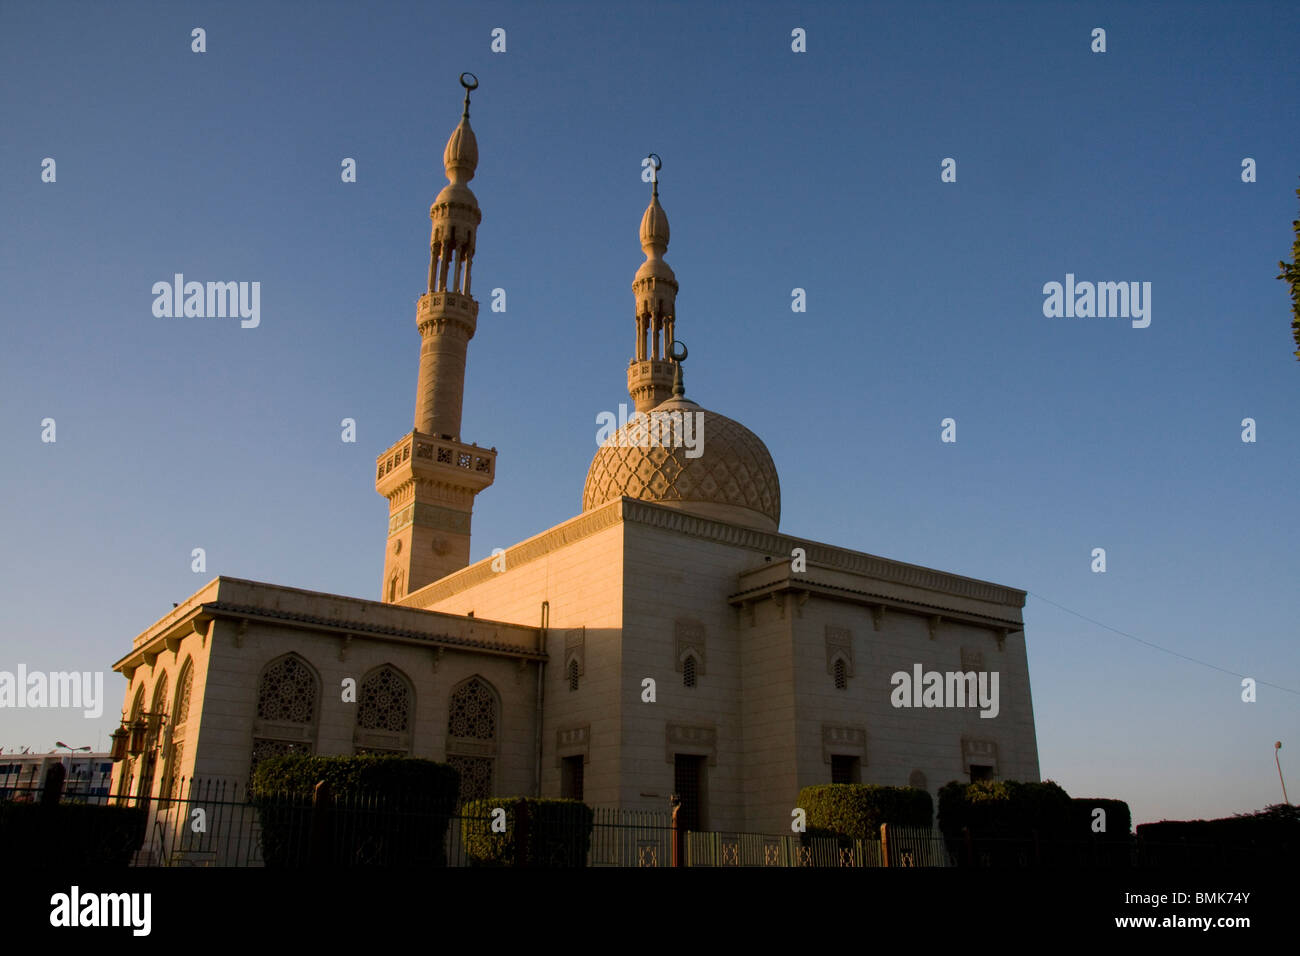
[1027, 591, 1299, 697]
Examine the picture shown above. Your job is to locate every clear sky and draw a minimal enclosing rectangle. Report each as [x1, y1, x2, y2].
[1, 0, 1297, 827]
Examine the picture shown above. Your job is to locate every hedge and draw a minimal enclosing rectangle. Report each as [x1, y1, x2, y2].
[1136, 803, 1299, 865]
[938, 779, 1073, 840]
[798, 784, 933, 841]
[1071, 798, 1132, 839]
[0, 802, 146, 867]
[461, 797, 594, 867]
[250, 754, 460, 867]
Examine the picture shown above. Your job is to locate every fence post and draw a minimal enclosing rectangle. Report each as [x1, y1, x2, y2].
[308, 780, 333, 867]
[41, 763, 66, 806]
[962, 825, 973, 867]
[513, 798, 530, 868]
[670, 797, 685, 867]
[880, 823, 890, 868]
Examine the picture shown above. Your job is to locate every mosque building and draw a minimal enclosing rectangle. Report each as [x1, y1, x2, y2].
[109, 79, 1039, 837]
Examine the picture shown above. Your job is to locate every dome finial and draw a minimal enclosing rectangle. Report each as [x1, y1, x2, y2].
[459, 72, 478, 119]
[648, 152, 661, 200]
[668, 339, 688, 397]
[443, 74, 480, 184]
[639, 153, 670, 252]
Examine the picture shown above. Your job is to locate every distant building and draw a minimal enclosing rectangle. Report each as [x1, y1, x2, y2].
[109, 80, 1040, 837]
[0, 752, 113, 803]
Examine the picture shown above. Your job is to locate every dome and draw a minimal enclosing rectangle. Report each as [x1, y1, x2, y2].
[640, 194, 670, 249]
[583, 395, 781, 531]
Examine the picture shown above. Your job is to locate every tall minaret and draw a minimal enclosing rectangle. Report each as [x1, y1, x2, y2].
[376, 74, 496, 603]
[627, 156, 680, 412]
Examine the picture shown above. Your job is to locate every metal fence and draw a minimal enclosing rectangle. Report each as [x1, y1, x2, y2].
[1, 780, 1276, 868]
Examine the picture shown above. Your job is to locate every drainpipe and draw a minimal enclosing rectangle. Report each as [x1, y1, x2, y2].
[534, 601, 548, 797]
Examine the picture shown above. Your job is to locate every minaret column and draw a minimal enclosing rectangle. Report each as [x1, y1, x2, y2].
[627, 155, 680, 413]
[377, 74, 496, 602]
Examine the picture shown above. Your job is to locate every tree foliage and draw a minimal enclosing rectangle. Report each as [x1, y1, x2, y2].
[1278, 180, 1300, 360]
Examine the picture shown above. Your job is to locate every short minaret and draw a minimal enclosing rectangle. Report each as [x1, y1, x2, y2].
[376, 74, 496, 603]
[627, 155, 680, 412]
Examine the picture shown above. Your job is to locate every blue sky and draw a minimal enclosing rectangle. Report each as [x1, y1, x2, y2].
[1, 0, 1296, 826]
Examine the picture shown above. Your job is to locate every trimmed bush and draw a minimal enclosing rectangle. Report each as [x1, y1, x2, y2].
[1069, 797, 1134, 865]
[461, 797, 594, 867]
[939, 779, 1075, 866]
[1071, 798, 1132, 838]
[798, 784, 933, 840]
[938, 779, 1072, 839]
[250, 754, 459, 867]
[0, 802, 146, 867]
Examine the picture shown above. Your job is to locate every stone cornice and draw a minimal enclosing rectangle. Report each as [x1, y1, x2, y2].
[401, 496, 1025, 610]
[114, 577, 544, 676]
[726, 576, 1025, 632]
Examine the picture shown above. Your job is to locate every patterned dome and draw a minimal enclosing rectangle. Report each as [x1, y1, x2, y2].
[583, 395, 781, 530]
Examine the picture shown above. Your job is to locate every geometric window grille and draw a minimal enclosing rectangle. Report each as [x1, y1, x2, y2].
[256, 656, 317, 724]
[447, 755, 493, 803]
[249, 737, 314, 784]
[168, 660, 195, 799]
[357, 666, 411, 732]
[447, 677, 499, 806]
[683, 655, 697, 688]
[173, 662, 194, 730]
[833, 657, 847, 690]
[249, 655, 320, 793]
[448, 678, 497, 740]
[568, 659, 580, 692]
[151, 671, 170, 725]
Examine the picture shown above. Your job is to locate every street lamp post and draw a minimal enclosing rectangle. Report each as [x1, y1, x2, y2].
[54, 742, 92, 800]
[1276, 741, 1290, 806]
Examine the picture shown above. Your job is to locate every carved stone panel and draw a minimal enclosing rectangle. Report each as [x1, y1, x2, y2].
[556, 723, 590, 766]
[825, 624, 854, 677]
[822, 724, 867, 764]
[675, 618, 706, 675]
[665, 722, 717, 765]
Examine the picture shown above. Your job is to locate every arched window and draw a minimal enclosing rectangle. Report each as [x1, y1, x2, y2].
[136, 672, 169, 803]
[249, 654, 319, 790]
[354, 665, 414, 755]
[118, 685, 147, 799]
[683, 655, 697, 688]
[567, 659, 580, 691]
[166, 659, 195, 798]
[833, 657, 847, 690]
[446, 676, 498, 805]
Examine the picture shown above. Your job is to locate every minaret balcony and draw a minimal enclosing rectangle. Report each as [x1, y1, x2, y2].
[375, 431, 496, 497]
[417, 292, 479, 335]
